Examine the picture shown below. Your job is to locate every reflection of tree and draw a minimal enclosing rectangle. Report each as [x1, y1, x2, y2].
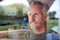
[4, 7, 18, 16]
[11, 4, 23, 16]
[3, 4, 24, 16]
[49, 11, 56, 19]
[0, 4, 28, 20]
[10, 4, 28, 17]
[0, 6, 4, 16]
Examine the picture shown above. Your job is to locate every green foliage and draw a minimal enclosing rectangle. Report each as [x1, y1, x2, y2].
[47, 19, 58, 33]
[0, 24, 21, 31]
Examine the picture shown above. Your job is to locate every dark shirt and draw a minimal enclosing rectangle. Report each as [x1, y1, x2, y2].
[29, 31, 46, 40]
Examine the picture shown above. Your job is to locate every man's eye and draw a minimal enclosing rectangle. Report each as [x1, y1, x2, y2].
[35, 13, 39, 16]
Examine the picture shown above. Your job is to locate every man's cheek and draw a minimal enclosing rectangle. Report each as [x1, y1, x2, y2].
[36, 19, 41, 22]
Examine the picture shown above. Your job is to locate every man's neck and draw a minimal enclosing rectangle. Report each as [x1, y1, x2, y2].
[33, 26, 46, 34]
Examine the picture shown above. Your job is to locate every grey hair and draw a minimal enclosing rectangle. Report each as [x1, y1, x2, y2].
[42, 3, 49, 15]
[30, 1, 49, 15]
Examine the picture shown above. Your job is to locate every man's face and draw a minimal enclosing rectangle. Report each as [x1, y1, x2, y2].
[27, 5, 46, 30]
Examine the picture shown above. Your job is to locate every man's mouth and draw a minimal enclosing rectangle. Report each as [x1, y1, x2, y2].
[30, 21, 38, 24]
[35, 27, 41, 30]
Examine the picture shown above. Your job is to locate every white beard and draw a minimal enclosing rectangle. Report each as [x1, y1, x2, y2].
[30, 26, 36, 30]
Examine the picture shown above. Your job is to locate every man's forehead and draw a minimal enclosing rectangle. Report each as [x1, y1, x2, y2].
[31, 4, 43, 7]
[27, 5, 43, 15]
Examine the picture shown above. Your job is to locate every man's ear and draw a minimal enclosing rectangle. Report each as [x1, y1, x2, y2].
[45, 13, 49, 21]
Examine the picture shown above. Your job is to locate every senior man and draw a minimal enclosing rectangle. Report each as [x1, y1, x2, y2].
[27, 1, 49, 40]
